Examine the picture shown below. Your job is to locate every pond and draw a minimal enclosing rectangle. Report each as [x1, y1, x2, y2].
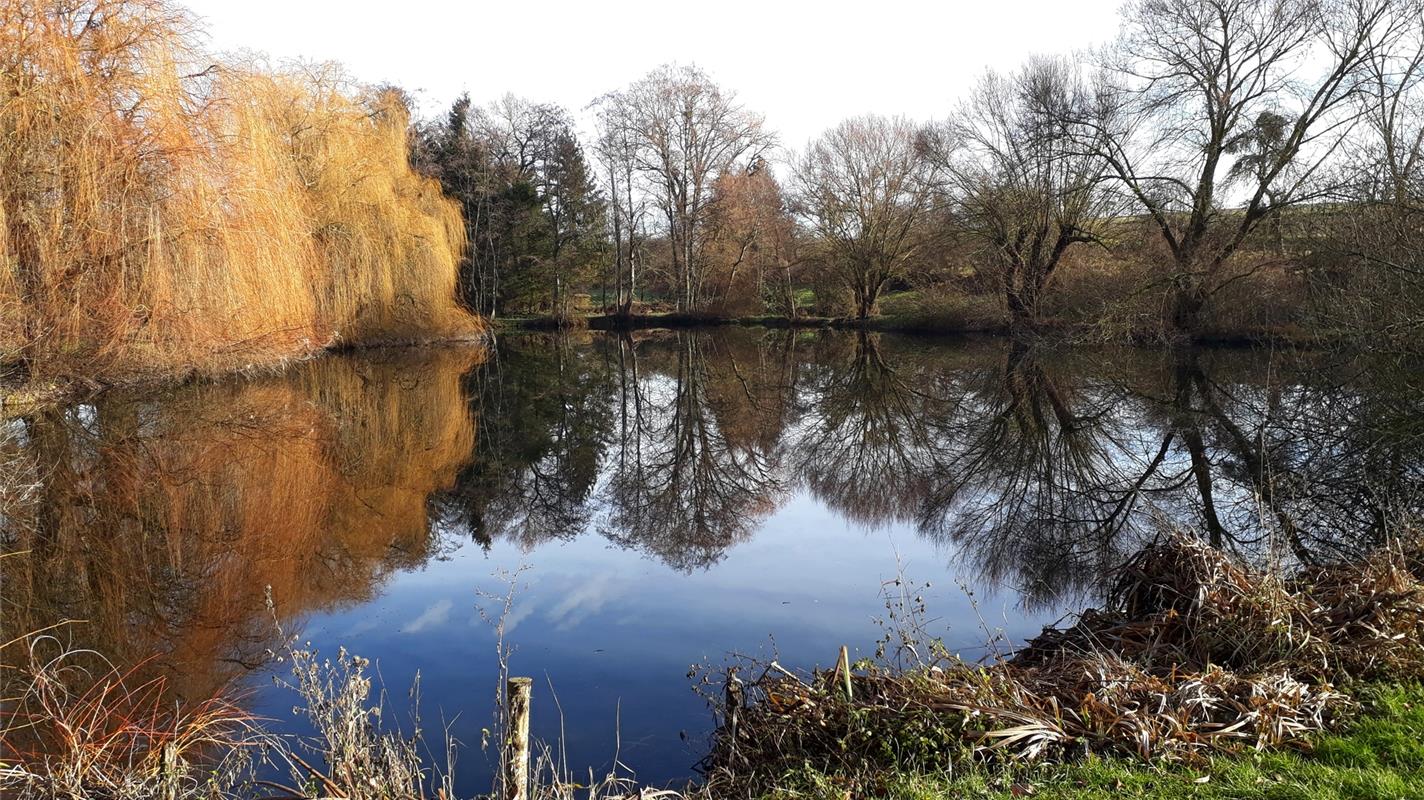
[3, 329, 1422, 792]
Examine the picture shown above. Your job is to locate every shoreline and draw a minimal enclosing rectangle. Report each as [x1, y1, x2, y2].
[0, 330, 491, 418]
[0, 315, 1382, 416]
[6, 533, 1423, 799]
[491, 310, 1343, 350]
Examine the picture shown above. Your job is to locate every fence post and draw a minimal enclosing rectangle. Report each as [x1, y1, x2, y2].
[505, 677, 532, 800]
[160, 742, 178, 800]
[837, 645, 853, 702]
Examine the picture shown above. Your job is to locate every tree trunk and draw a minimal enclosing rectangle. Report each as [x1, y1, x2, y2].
[857, 285, 877, 320]
[1006, 274, 1043, 333]
[1006, 288, 1031, 330]
[1170, 279, 1207, 335]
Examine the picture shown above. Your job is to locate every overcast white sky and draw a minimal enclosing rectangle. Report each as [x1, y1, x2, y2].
[182, 0, 1125, 149]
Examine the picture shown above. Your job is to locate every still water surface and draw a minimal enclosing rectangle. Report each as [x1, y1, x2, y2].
[4, 329, 1422, 790]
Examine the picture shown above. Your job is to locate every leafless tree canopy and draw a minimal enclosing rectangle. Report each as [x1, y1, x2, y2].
[925, 57, 1122, 328]
[404, 2, 1424, 341]
[1067, 0, 1423, 330]
[593, 64, 776, 313]
[792, 115, 939, 319]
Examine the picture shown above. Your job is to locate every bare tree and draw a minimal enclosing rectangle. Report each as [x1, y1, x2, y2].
[926, 57, 1119, 329]
[476, 94, 566, 178]
[1306, 15, 1424, 342]
[592, 93, 651, 314]
[1068, 0, 1420, 333]
[1341, 17, 1424, 262]
[596, 64, 775, 313]
[793, 115, 938, 319]
[473, 96, 605, 317]
[1359, 18, 1424, 209]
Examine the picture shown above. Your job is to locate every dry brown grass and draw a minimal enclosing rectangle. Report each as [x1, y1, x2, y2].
[700, 533, 1424, 795]
[0, 0, 479, 383]
[1019, 534, 1424, 682]
[0, 631, 683, 800]
[0, 636, 255, 800]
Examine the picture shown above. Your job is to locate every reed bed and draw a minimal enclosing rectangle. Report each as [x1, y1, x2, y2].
[0, 636, 255, 800]
[0, 0, 478, 383]
[699, 533, 1424, 794]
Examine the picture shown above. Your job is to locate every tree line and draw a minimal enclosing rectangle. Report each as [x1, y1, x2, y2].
[411, 0, 1424, 345]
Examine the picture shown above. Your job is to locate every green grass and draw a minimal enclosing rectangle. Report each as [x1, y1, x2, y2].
[876, 290, 923, 316]
[756, 684, 1424, 800]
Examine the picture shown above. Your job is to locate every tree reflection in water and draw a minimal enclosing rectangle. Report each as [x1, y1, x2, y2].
[1, 348, 484, 702]
[443, 330, 1424, 606]
[4, 328, 1424, 712]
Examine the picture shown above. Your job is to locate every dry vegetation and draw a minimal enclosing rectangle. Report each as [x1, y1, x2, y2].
[697, 533, 1424, 797]
[0, 0, 479, 384]
[0, 637, 256, 800]
[0, 631, 688, 800]
[0, 347, 499, 800]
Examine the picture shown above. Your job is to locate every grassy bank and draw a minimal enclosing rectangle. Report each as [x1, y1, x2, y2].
[761, 682, 1424, 799]
[698, 534, 1424, 797]
[5, 661, 1420, 800]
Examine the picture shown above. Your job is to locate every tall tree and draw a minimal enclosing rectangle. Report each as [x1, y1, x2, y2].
[413, 95, 603, 317]
[1068, 0, 1421, 333]
[925, 57, 1118, 329]
[535, 127, 605, 317]
[411, 94, 497, 312]
[703, 158, 801, 314]
[1317, 16, 1424, 341]
[593, 94, 652, 314]
[597, 64, 776, 312]
[792, 115, 938, 319]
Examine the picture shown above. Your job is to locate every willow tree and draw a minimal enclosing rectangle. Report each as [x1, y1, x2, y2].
[793, 115, 938, 320]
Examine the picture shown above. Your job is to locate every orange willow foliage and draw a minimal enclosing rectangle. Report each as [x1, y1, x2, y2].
[0, 0, 478, 380]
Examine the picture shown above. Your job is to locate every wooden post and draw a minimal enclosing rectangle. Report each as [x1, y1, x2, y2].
[837, 645, 853, 702]
[505, 677, 532, 800]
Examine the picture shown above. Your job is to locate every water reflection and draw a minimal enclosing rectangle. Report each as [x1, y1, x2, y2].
[438, 331, 1424, 596]
[598, 333, 788, 570]
[3, 330, 1423, 784]
[1149, 350, 1424, 562]
[1, 348, 483, 701]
